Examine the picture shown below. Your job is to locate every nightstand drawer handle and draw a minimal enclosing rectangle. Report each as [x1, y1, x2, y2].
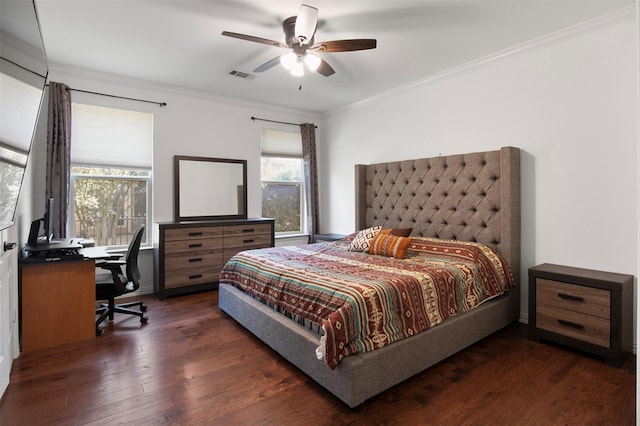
[557, 319, 585, 331]
[188, 258, 202, 263]
[188, 243, 202, 248]
[188, 274, 203, 280]
[188, 232, 203, 237]
[243, 239, 255, 243]
[557, 293, 584, 303]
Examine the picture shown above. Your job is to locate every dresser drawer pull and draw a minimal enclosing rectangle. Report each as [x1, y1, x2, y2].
[242, 228, 255, 233]
[243, 239, 255, 243]
[557, 319, 585, 331]
[557, 293, 585, 303]
[188, 258, 202, 263]
[188, 274, 203, 280]
[188, 232, 203, 237]
[188, 243, 203, 248]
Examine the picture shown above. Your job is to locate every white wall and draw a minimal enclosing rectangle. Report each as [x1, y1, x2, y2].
[321, 11, 638, 329]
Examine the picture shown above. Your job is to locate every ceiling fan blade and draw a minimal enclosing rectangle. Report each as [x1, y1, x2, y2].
[312, 39, 377, 53]
[221, 31, 288, 49]
[253, 56, 282, 73]
[294, 4, 318, 45]
[315, 59, 335, 77]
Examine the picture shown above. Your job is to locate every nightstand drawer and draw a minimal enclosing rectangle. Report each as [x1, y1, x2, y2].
[536, 279, 610, 319]
[537, 304, 610, 348]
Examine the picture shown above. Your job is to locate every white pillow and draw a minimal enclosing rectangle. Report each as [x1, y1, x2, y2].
[347, 226, 382, 252]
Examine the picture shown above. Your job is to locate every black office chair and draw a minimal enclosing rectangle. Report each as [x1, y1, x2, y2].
[95, 225, 148, 335]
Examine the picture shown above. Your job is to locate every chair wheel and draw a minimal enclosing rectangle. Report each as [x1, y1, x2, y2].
[141, 304, 148, 312]
[141, 316, 148, 324]
[96, 328, 103, 336]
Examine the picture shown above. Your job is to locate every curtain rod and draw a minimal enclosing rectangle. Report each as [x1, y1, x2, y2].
[46, 84, 167, 107]
[251, 116, 317, 128]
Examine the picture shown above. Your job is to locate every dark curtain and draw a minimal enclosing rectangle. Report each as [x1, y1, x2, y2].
[300, 123, 319, 243]
[46, 82, 72, 238]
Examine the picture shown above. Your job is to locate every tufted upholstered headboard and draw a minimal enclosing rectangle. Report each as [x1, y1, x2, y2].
[355, 146, 520, 284]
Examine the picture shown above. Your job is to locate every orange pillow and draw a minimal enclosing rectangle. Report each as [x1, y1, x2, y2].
[379, 228, 412, 237]
[368, 233, 412, 259]
[390, 228, 412, 237]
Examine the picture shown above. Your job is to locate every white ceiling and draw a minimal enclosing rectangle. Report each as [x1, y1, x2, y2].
[32, 0, 633, 114]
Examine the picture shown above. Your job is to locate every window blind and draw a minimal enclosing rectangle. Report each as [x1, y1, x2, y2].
[71, 103, 152, 168]
[260, 128, 302, 157]
[0, 72, 42, 152]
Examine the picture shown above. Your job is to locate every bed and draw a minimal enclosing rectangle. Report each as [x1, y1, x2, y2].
[218, 146, 520, 407]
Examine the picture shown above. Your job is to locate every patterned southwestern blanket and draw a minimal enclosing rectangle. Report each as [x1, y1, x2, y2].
[219, 237, 515, 369]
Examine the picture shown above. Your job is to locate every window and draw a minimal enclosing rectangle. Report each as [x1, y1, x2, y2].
[70, 103, 152, 247]
[260, 129, 306, 235]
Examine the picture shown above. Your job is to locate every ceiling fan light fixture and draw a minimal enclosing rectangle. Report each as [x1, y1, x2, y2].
[280, 52, 297, 70]
[290, 61, 305, 77]
[304, 53, 321, 71]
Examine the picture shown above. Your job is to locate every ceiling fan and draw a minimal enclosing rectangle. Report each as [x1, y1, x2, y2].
[222, 4, 377, 77]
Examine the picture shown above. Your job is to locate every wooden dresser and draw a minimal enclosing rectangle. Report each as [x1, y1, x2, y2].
[528, 263, 633, 367]
[155, 218, 274, 299]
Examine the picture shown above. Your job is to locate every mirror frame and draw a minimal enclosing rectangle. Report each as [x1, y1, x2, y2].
[174, 155, 248, 222]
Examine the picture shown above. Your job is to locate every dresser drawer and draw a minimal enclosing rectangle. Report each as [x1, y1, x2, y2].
[224, 223, 272, 237]
[164, 226, 224, 241]
[164, 250, 223, 272]
[537, 304, 610, 348]
[164, 265, 222, 289]
[224, 233, 272, 250]
[536, 279, 610, 319]
[164, 237, 223, 254]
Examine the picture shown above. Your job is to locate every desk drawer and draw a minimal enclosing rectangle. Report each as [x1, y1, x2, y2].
[537, 279, 610, 319]
[537, 304, 610, 348]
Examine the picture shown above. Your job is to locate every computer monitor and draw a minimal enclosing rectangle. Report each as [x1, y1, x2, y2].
[27, 197, 56, 245]
[43, 197, 54, 243]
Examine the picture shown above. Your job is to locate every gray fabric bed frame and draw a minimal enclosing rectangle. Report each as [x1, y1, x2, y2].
[219, 146, 521, 407]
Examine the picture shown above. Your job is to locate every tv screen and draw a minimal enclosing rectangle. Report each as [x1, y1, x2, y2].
[0, 0, 48, 231]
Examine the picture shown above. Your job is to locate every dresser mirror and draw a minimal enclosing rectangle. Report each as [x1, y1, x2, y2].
[174, 155, 247, 221]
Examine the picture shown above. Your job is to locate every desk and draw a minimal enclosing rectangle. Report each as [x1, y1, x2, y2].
[19, 247, 112, 352]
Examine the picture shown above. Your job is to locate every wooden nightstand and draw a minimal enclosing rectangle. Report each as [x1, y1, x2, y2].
[528, 263, 633, 367]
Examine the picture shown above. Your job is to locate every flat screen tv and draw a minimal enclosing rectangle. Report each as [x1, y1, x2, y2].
[0, 0, 48, 231]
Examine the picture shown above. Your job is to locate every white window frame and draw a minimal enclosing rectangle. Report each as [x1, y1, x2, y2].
[68, 166, 152, 248]
[260, 129, 307, 237]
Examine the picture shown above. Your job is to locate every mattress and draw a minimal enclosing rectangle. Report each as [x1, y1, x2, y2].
[219, 236, 515, 368]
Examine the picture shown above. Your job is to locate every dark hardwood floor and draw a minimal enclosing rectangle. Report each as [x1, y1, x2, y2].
[0, 290, 635, 425]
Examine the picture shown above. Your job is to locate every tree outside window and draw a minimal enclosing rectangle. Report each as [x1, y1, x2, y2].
[261, 157, 304, 234]
[71, 166, 149, 246]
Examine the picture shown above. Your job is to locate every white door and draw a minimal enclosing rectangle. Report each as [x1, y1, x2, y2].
[0, 225, 19, 397]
